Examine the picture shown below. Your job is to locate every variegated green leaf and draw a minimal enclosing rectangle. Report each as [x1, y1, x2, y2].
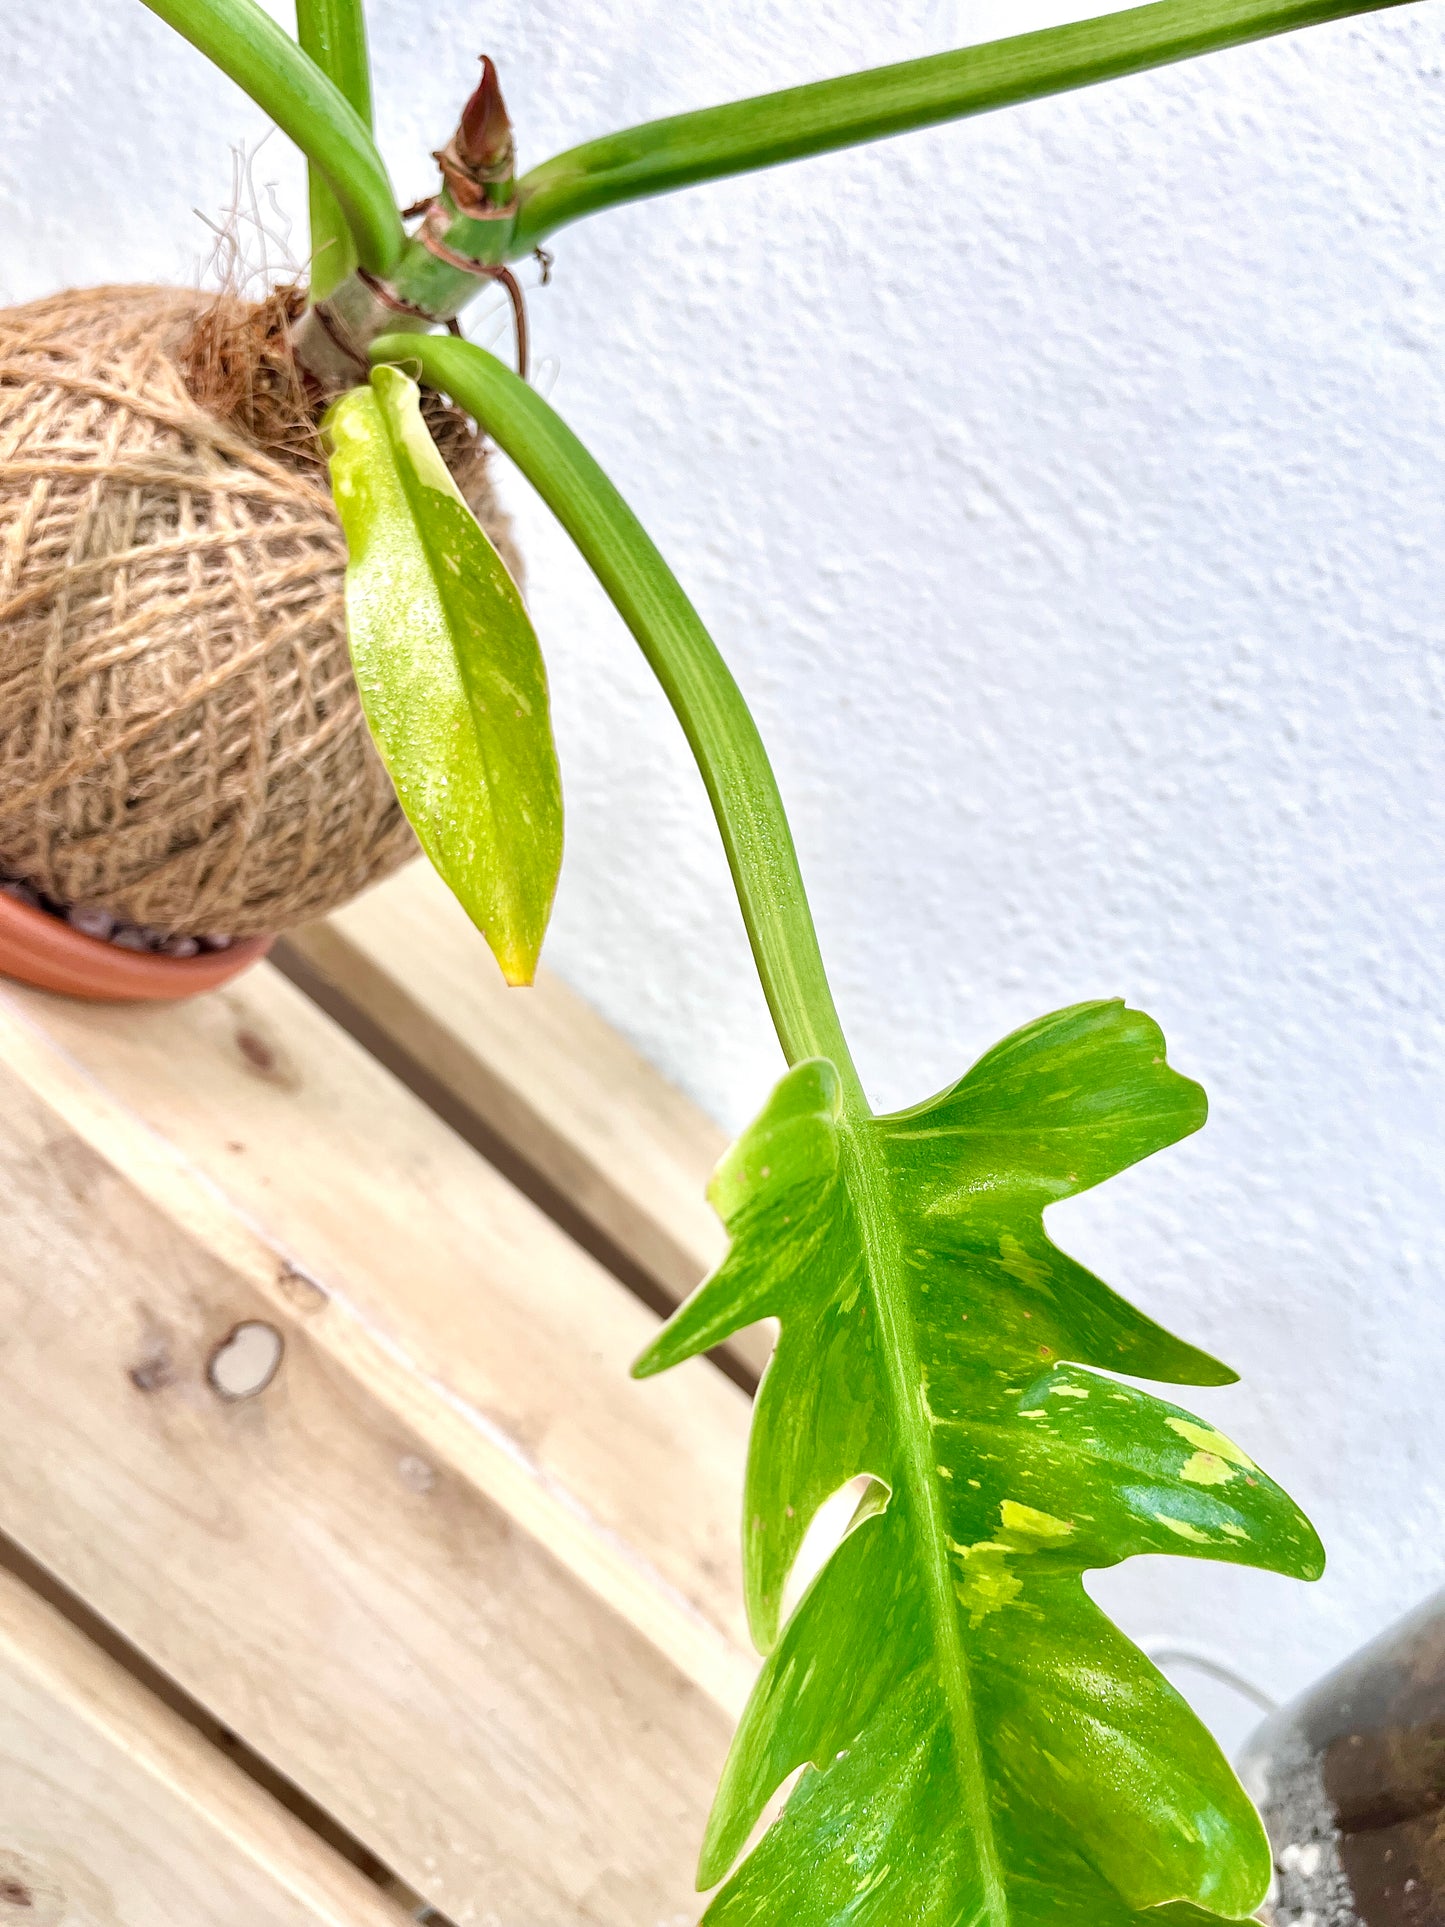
[326, 365, 562, 985]
[637, 1000, 1322, 1925]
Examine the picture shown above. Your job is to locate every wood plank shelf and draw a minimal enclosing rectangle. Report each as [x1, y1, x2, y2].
[0, 1564, 412, 1927]
[277, 860, 772, 1385]
[0, 862, 766, 1927]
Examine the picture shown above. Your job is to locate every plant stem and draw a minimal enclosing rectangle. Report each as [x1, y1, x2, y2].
[297, 0, 375, 298]
[507, 0, 1416, 254]
[369, 332, 860, 1086]
[138, 0, 403, 276]
[292, 0, 1414, 379]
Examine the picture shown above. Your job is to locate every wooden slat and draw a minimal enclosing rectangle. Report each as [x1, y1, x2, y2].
[0, 977, 752, 1923]
[2, 964, 754, 1672]
[0, 1564, 410, 1927]
[280, 863, 777, 1380]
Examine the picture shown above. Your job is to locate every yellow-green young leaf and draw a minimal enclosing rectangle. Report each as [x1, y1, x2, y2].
[326, 366, 562, 985]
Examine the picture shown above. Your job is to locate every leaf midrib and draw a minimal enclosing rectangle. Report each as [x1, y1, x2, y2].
[839, 1103, 1009, 1922]
[395, 454, 548, 968]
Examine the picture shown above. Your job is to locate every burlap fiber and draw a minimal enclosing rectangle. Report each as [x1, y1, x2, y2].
[0, 283, 515, 937]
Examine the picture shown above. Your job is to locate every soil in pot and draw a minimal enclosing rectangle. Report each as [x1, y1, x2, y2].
[0, 875, 271, 1001]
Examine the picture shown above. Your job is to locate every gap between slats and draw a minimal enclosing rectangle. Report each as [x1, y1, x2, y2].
[272, 935, 761, 1397]
[0, 1529, 456, 1927]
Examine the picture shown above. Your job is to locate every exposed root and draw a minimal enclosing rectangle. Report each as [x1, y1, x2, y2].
[179, 281, 319, 465]
[177, 283, 494, 507]
[178, 147, 496, 500]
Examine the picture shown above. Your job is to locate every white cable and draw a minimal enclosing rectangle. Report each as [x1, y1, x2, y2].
[1140, 1638, 1279, 1716]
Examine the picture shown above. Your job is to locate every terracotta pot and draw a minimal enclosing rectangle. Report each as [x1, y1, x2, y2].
[0, 890, 272, 1003]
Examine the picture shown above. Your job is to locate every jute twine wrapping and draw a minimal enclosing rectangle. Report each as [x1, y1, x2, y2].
[0, 283, 516, 937]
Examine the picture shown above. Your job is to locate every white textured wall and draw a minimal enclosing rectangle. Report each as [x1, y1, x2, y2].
[4, 0, 1443, 1754]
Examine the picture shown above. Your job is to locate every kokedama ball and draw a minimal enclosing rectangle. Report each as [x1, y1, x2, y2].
[0, 283, 517, 939]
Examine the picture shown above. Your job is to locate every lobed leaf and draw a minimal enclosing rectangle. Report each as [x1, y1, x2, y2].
[326, 366, 562, 985]
[637, 1000, 1322, 1924]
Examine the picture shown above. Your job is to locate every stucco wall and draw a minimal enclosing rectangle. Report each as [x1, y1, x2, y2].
[4, 0, 1443, 1753]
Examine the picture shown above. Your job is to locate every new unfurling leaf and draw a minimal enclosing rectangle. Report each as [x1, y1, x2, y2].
[326, 365, 562, 985]
[637, 1000, 1322, 1924]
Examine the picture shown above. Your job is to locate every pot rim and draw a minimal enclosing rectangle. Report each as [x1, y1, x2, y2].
[0, 888, 272, 1003]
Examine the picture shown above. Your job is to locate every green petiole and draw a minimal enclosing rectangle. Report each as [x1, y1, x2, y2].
[138, 0, 1415, 359]
[296, 0, 375, 298]
[507, 0, 1417, 255]
[137, 0, 404, 277]
[369, 331, 861, 1092]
